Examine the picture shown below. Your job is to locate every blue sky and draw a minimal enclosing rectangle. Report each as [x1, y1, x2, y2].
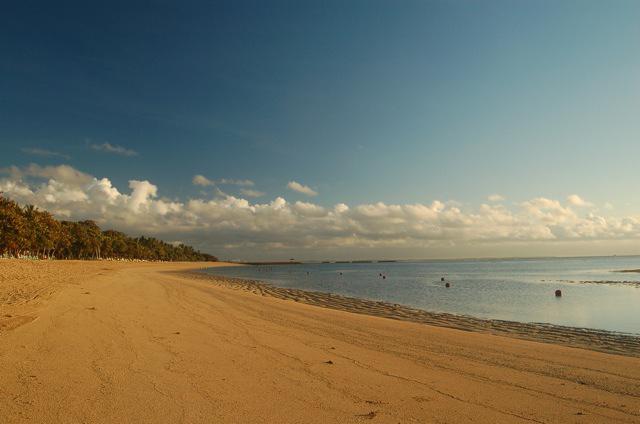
[2, 1, 640, 259]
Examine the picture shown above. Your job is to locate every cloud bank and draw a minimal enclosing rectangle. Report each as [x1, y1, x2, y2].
[1, 164, 639, 260]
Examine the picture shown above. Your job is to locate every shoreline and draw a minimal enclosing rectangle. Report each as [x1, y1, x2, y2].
[186, 271, 640, 358]
[3, 260, 640, 422]
[557, 279, 640, 288]
[0, 261, 640, 424]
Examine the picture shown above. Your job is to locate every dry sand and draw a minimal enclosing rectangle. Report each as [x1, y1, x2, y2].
[2, 260, 640, 423]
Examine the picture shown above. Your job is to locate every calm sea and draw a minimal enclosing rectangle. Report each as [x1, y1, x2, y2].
[203, 256, 640, 335]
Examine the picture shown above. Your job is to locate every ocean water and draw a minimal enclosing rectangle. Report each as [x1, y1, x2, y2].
[203, 256, 640, 335]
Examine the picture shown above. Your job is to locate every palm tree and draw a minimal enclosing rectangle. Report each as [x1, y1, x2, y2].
[0, 193, 217, 261]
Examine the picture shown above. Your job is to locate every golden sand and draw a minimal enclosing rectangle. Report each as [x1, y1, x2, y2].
[2, 260, 640, 423]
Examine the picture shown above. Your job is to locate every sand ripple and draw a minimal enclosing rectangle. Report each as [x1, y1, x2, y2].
[188, 272, 640, 358]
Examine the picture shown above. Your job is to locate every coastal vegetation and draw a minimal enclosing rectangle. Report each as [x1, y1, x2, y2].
[0, 194, 216, 261]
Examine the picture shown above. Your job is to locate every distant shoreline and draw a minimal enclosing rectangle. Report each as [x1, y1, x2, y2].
[230, 255, 640, 265]
[231, 260, 399, 265]
[234, 261, 303, 265]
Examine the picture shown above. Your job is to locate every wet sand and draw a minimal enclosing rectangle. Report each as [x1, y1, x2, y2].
[2, 260, 640, 423]
[188, 272, 640, 357]
[555, 279, 640, 288]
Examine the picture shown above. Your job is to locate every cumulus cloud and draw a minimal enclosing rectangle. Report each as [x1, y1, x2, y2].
[128, 180, 158, 213]
[287, 181, 317, 196]
[488, 194, 505, 202]
[90, 142, 137, 157]
[2, 164, 640, 259]
[21, 147, 70, 160]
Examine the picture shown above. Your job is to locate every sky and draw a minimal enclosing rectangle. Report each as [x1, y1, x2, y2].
[1, 1, 640, 260]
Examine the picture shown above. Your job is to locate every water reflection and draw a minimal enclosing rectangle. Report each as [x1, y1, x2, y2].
[204, 257, 640, 334]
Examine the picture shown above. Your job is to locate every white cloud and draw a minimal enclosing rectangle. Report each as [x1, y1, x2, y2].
[90, 142, 137, 157]
[192, 175, 255, 187]
[128, 180, 158, 213]
[1, 164, 93, 186]
[567, 194, 592, 207]
[3, 164, 640, 259]
[488, 194, 505, 202]
[240, 188, 265, 198]
[287, 181, 317, 196]
[219, 178, 254, 187]
[521, 197, 576, 224]
[334, 203, 349, 214]
[21, 147, 70, 160]
[192, 175, 214, 187]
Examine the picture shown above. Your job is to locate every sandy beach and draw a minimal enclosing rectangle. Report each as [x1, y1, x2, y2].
[2, 260, 640, 423]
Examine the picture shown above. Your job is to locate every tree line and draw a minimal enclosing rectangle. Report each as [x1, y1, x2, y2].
[0, 194, 217, 261]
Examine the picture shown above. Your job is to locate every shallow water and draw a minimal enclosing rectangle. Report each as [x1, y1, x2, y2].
[203, 256, 640, 334]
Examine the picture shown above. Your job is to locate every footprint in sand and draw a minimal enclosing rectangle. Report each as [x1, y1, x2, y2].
[355, 411, 377, 419]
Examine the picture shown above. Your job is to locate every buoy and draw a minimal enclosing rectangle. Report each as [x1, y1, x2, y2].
[441, 277, 445, 282]
[383, 275, 386, 279]
[445, 282, 450, 288]
[555, 289, 562, 297]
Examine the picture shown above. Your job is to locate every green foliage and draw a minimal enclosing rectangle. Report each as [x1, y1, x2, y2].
[0, 194, 217, 261]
